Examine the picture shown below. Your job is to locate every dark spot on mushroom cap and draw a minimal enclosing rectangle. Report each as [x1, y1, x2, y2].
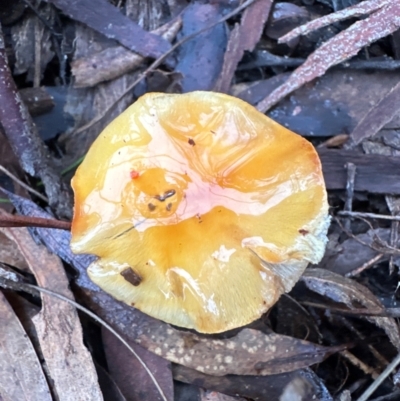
[299, 229, 309, 236]
[188, 138, 195, 146]
[154, 189, 176, 202]
[121, 267, 142, 286]
[148, 203, 156, 211]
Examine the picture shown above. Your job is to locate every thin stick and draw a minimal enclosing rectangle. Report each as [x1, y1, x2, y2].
[302, 300, 400, 319]
[340, 350, 379, 380]
[344, 162, 356, 230]
[73, 0, 259, 136]
[0, 165, 48, 202]
[0, 277, 168, 401]
[345, 254, 384, 277]
[0, 213, 71, 230]
[356, 352, 400, 401]
[338, 211, 400, 222]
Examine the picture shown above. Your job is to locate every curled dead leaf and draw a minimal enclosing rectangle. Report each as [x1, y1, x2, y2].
[302, 268, 400, 349]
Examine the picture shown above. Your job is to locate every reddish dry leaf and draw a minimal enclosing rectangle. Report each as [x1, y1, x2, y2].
[47, 0, 171, 59]
[0, 215, 103, 401]
[213, 0, 273, 93]
[256, 3, 400, 113]
[350, 80, 400, 145]
[280, 0, 390, 43]
[302, 268, 400, 349]
[0, 291, 52, 401]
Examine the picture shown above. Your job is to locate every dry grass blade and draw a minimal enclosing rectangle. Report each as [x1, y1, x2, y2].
[256, 3, 400, 113]
[0, 165, 48, 202]
[279, 0, 390, 43]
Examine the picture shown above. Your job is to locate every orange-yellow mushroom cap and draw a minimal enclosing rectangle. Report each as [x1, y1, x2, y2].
[70, 91, 329, 333]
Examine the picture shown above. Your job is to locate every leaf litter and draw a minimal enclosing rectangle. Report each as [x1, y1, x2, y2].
[2, 0, 400, 399]
[256, 2, 400, 113]
[0, 210, 103, 401]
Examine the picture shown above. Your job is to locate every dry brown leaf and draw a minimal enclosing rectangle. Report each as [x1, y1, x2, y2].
[0, 231, 29, 272]
[350, 80, 400, 146]
[302, 268, 400, 349]
[213, 0, 273, 93]
[0, 214, 103, 401]
[10, 8, 54, 82]
[103, 327, 174, 401]
[136, 327, 341, 376]
[256, 2, 400, 113]
[0, 290, 52, 401]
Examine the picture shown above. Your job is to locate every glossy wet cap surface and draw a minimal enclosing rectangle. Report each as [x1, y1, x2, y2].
[70, 91, 329, 333]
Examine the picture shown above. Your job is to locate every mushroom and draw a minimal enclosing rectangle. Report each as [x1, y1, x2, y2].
[70, 91, 330, 333]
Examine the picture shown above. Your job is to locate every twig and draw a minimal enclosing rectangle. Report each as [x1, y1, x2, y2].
[345, 254, 385, 277]
[369, 390, 400, 401]
[0, 276, 169, 401]
[302, 301, 400, 318]
[344, 162, 356, 230]
[386, 196, 400, 274]
[279, 0, 390, 43]
[340, 350, 380, 380]
[338, 211, 400, 222]
[335, 216, 400, 256]
[0, 165, 48, 202]
[34, 16, 41, 88]
[356, 352, 400, 401]
[0, 212, 71, 230]
[336, 315, 389, 367]
[72, 0, 259, 136]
